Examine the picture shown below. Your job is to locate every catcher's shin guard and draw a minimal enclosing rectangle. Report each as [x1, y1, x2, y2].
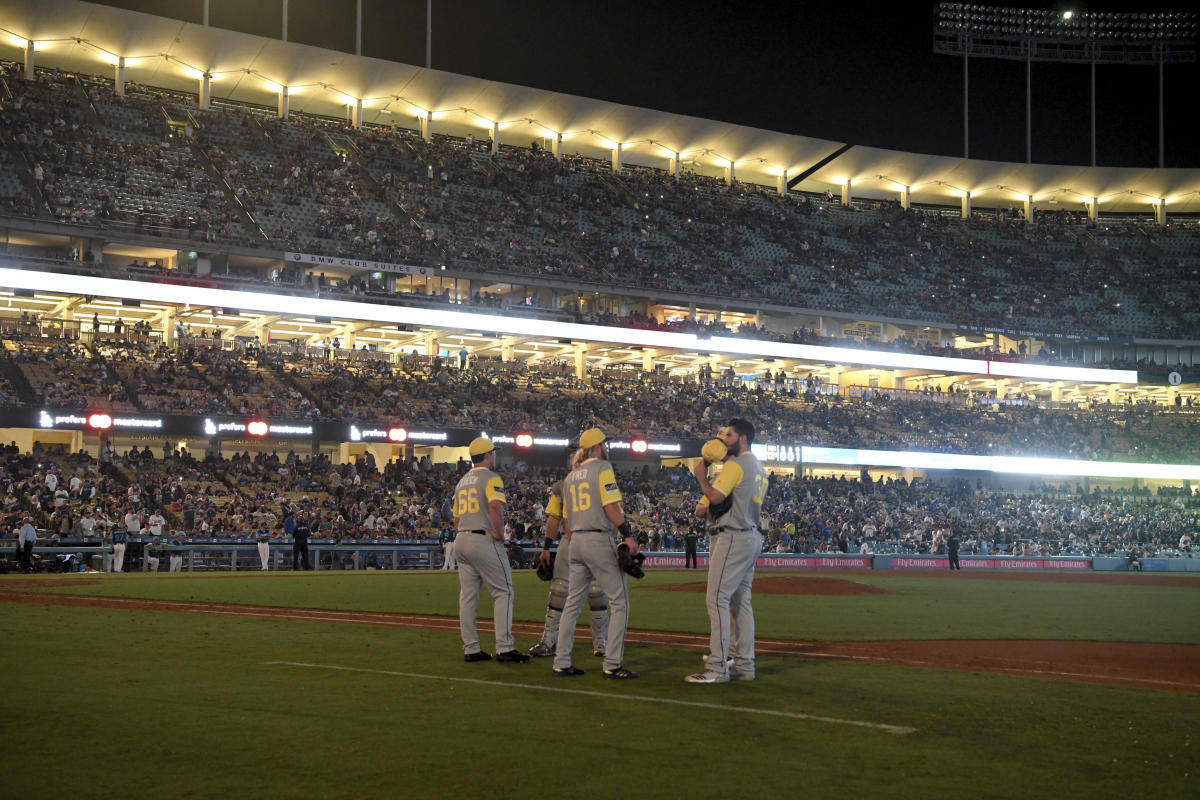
[588, 580, 609, 652]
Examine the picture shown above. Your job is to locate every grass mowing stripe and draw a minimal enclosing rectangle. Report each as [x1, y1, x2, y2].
[263, 659, 918, 735]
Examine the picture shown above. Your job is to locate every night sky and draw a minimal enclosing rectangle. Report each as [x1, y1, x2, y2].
[93, 0, 1198, 168]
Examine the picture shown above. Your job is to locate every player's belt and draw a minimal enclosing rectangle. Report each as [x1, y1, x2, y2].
[572, 529, 607, 534]
[466, 529, 489, 535]
[715, 526, 756, 533]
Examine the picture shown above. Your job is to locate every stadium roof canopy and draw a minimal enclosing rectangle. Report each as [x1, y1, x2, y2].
[2, 0, 1198, 214]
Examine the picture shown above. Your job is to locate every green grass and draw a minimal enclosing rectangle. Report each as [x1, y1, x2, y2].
[1, 597, 1197, 800]
[3, 571, 1199, 798]
[12, 569, 1200, 643]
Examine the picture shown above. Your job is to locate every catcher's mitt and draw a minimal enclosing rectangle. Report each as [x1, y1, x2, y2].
[535, 551, 555, 581]
[616, 542, 646, 579]
[701, 438, 727, 465]
[707, 493, 733, 519]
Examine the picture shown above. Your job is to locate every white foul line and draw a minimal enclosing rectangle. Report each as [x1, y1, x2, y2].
[263, 660, 916, 735]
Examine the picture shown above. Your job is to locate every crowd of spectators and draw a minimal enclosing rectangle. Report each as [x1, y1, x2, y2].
[4, 440, 1196, 565]
[3, 64, 1197, 343]
[0, 65, 246, 238]
[4, 331, 1198, 464]
[8, 340, 133, 411]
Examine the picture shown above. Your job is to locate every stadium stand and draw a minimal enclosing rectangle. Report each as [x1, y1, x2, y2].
[2, 62, 1199, 342]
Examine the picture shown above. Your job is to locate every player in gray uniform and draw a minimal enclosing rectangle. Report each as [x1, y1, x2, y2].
[453, 437, 530, 664]
[552, 428, 640, 679]
[530, 473, 610, 658]
[686, 418, 767, 683]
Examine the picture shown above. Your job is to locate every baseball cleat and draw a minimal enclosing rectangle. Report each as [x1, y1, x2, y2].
[553, 666, 585, 676]
[496, 650, 531, 663]
[464, 651, 492, 663]
[729, 670, 756, 681]
[602, 666, 639, 680]
[684, 671, 730, 684]
[592, 648, 606, 658]
[528, 642, 555, 657]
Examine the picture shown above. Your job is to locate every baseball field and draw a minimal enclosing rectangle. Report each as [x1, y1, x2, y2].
[2, 568, 1197, 799]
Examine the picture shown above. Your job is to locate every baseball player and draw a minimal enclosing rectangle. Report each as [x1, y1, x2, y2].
[453, 438, 530, 664]
[530, 463, 610, 658]
[109, 525, 129, 572]
[256, 523, 272, 570]
[440, 526, 456, 570]
[686, 418, 767, 684]
[552, 428, 639, 679]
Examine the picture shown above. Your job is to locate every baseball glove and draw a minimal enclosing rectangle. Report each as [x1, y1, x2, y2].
[707, 493, 733, 519]
[616, 542, 646, 579]
[701, 438, 727, 465]
[535, 552, 555, 581]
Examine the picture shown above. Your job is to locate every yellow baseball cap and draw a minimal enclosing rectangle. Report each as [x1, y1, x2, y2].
[468, 437, 495, 457]
[701, 438, 728, 464]
[578, 428, 607, 450]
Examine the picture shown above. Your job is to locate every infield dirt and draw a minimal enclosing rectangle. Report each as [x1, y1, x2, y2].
[3, 585, 1197, 694]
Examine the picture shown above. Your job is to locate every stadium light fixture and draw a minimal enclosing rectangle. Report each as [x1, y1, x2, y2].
[935, 3, 1197, 166]
[0, 268, 1140, 386]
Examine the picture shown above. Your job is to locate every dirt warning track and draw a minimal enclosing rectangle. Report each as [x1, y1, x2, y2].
[3, 588, 1198, 694]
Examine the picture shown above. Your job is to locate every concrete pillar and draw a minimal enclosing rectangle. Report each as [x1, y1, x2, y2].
[893, 371, 907, 391]
[611, 142, 622, 173]
[1154, 198, 1166, 227]
[491, 121, 500, 155]
[199, 73, 211, 110]
[840, 180, 851, 207]
[1088, 197, 1098, 222]
[23, 40, 33, 80]
[278, 86, 289, 120]
[724, 162, 734, 186]
[345, 329, 356, 350]
[422, 110, 432, 142]
[255, 318, 268, 345]
[115, 56, 126, 97]
[688, 302, 696, 320]
[1166, 386, 1178, 406]
[899, 185, 910, 210]
[282, 0, 289, 41]
[1023, 194, 1033, 224]
[423, 332, 439, 357]
[352, 99, 363, 129]
[642, 348, 655, 372]
[829, 367, 845, 390]
[961, 191, 971, 219]
[994, 379, 1009, 400]
[159, 308, 175, 347]
[669, 152, 679, 179]
[1050, 382, 1063, 402]
[1107, 384, 1119, 404]
[500, 336, 515, 362]
[777, 170, 788, 197]
[551, 133, 562, 160]
[573, 343, 587, 381]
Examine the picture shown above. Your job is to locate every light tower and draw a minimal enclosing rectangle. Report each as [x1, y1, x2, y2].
[934, 4, 1198, 166]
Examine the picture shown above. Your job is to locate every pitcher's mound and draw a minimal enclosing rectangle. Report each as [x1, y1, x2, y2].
[650, 576, 889, 595]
